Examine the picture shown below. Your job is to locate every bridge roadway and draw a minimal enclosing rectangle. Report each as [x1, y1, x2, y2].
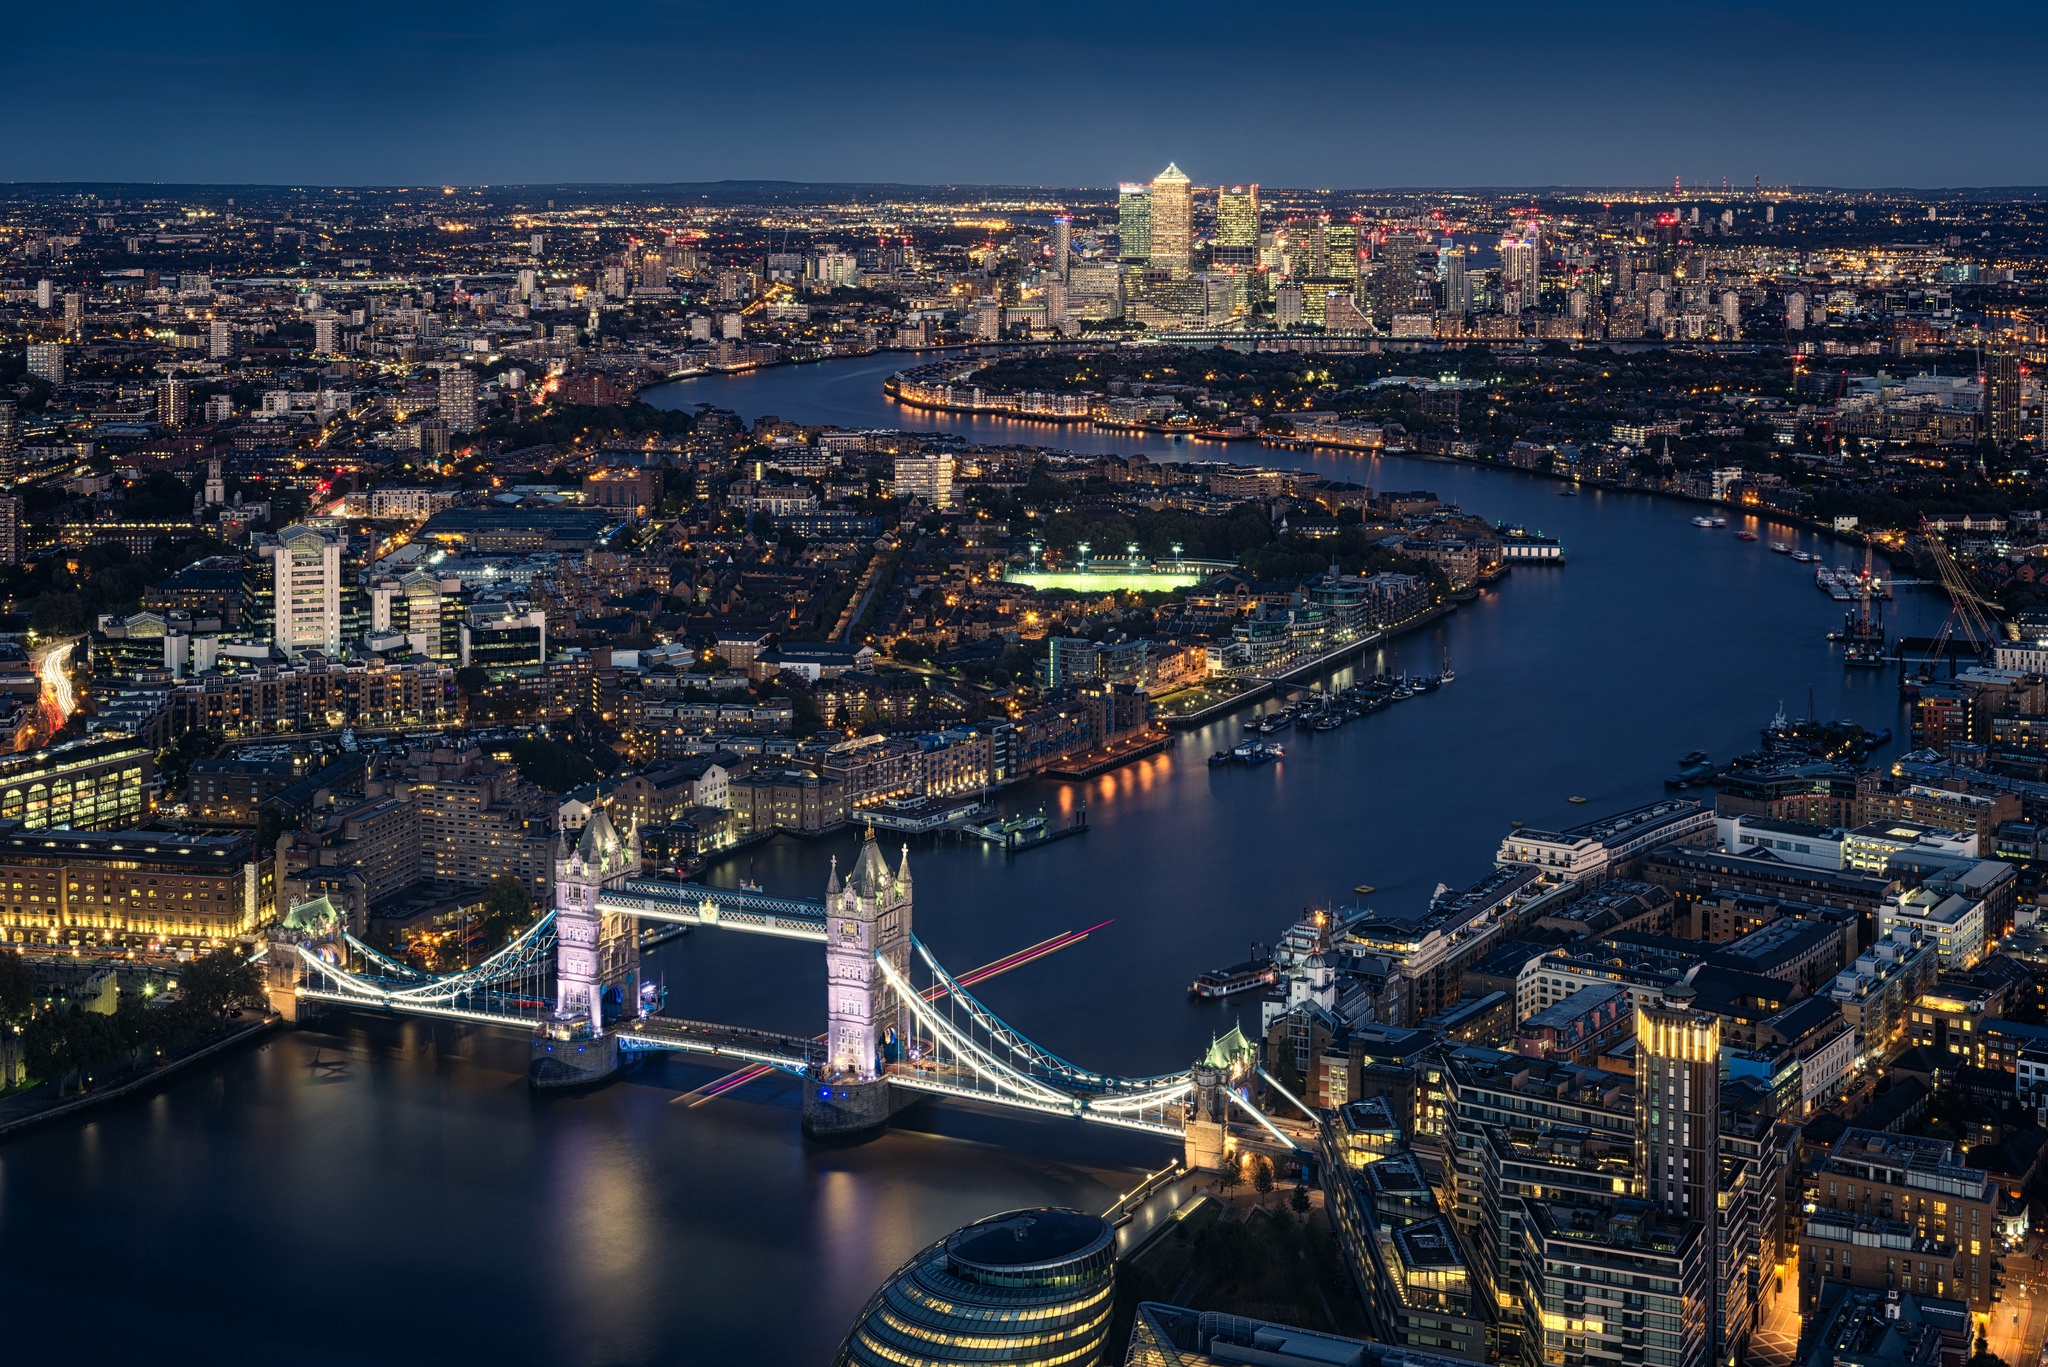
[618, 1016, 825, 1072]
[597, 878, 828, 941]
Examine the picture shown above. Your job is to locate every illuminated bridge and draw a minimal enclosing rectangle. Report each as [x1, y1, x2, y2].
[267, 813, 1298, 1160]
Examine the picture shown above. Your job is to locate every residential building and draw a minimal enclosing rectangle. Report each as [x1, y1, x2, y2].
[263, 524, 343, 658]
[1810, 1129, 1999, 1311]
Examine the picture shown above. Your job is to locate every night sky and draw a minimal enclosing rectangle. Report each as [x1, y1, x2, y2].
[7, 1, 2046, 188]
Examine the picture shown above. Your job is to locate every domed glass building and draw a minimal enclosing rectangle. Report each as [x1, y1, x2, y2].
[835, 1207, 1117, 1366]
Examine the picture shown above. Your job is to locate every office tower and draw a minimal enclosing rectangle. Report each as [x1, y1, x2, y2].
[158, 378, 190, 428]
[1148, 163, 1192, 273]
[0, 401, 17, 486]
[26, 343, 65, 385]
[313, 315, 341, 355]
[1784, 291, 1806, 331]
[1295, 217, 1329, 278]
[1117, 183, 1151, 264]
[439, 366, 479, 434]
[1326, 223, 1359, 281]
[1987, 338, 2023, 448]
[203, 394, 232, 423]
[1500, 237, 1538, 314]
[62, 292, 83, 337]
[1050, 215, 1071, 280]
[1217, 186, 1259, 249]
[266, 525, 343, 658]
[209, 318, 233, 359]
[35, 279, 53, 310]
[1440, 246, 1470, 314]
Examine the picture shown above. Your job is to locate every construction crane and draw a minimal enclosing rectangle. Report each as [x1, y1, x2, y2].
[1916, 514, 2001, 682]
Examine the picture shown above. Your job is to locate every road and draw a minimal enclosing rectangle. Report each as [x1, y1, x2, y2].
[1987, 1242, 2048, 1367]
[1750, 1258, 1800, 1367]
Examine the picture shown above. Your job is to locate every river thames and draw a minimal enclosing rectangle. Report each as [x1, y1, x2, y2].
[0, 351, 1951, 1365]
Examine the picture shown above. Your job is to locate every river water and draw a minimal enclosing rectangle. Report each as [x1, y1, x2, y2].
[0, 352, 1950, 1365]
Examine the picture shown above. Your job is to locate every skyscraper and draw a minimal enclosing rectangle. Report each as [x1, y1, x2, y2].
[1440, 245, 1470, 314]
[1217, 185, 1259, 260]
[1050, 215, 1071, 281]
[62, 292, 83, 337]
[1326, 223, 1359, 282]
[1117, 184, 1151, 265]
[1217, 185, 1258, 246]
[1499, 237, 1538, 315]
[209, 318, 233, 359]
[1987, 336, 2023, 449]
[439, 366, 479, 434]
[1148, 163, 1192, 274]
[266, 525, 344, 658]
[1370, 233, 1419, 325]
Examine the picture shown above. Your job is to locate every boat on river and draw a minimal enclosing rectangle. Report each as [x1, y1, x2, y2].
[1189, 960, 1277, 999]
[1692, 515, 1716, 528]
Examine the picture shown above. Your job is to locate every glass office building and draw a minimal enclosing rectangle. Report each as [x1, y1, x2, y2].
[835, 1207, 1116, 1366]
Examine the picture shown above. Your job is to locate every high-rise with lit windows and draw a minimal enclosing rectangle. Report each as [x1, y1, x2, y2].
[1148, 163, 1192, 274]
[1117, 183, 1151, 264]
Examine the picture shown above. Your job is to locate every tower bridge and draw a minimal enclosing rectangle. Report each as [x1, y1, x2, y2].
[266, 811, 1293, 1164]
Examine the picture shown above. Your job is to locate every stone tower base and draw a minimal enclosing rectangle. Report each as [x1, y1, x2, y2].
[1184, 1118, 1228, 1173]
[529, 1030, 620, 1089]
[802, 1077, 911, 1139]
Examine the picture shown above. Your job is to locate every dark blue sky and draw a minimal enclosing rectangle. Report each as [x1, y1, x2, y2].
[7, 1, 2045, 188]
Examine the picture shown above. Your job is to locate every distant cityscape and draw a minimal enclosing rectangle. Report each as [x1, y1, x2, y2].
[1, 171, 2047, 1367]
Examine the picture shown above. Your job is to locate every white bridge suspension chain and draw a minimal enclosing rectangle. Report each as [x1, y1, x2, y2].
[909, 936, 1190, 1093]
[877, 954, 1074, 1107]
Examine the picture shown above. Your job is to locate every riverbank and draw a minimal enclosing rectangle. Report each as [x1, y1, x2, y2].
[0, 1014, 277, 1142]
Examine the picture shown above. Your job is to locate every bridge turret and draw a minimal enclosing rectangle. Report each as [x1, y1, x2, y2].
[1184, 1026, 1252, 1172]
[823, 825, 911, 1082]
[806, 826, 916, 1138]
[533, 807, 641, 1089]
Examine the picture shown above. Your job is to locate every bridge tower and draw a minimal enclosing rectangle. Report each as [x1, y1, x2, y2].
[803, 826, 913, 1138]
[530, 808, 642, 1088]
[1184, 1027, 1248, 1172]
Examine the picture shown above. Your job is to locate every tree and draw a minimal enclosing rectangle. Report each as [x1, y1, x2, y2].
[507, 736, 599, 793]
[0, 946, 32, 1026]
[1290, 1182, 1312, 1216]
[1217, 1156, 1243, 1202]
[477, 874, 532, 948]
[1251, 1154, 1276, 1207]
[177, 948, 261, 1020]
